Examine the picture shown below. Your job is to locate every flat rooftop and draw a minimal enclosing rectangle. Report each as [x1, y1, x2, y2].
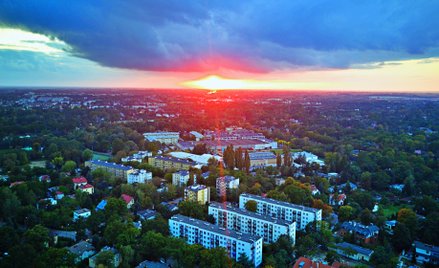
[240, 193, 321, 213]
[88, 160, 133, 171]
[170, 214, 262, 244]
[209, 202, 294, 227]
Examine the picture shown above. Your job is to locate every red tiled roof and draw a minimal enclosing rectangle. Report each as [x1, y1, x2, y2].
[121, 194, 134, 204]
[72, 177, 87, 184]
[80, 184, 94, 189]
[293, 257, 341, 268]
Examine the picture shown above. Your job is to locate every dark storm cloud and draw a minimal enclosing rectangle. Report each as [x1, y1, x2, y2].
[1, 0, 438, 72]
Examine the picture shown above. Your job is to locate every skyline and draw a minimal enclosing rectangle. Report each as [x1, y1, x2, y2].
[1, 1, 439, 92]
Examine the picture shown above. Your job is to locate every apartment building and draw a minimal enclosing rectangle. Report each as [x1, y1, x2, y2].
[85, 160, 134, 180]
[184, 184, 210, 204]
[172, 170, 190, 186]
[169, 214, 263, 267]
[216, 176, 240, 197]
[148, 156, 196, 171]
[208, 202, 296, 244]
[127, 169, 152, 184]
[143, 132, 180, 144]
[248, 152, 277, 168]
[239, 193, 322, 230]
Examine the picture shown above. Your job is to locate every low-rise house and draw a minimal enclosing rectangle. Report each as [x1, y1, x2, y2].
[72, 177, 88, 190]
[216, 175, 239, 197]
[329, 193, 346, 206]
[292, 151, 325, 166]
[55, 191, 65, 200]
[127, 169, 152, 184]
[137, 209, 157, 221]
[89, 246, 121, 268]
[293, 257, 342, 268]
[413, 241, 439, 265]
[121, 151, 152, 163]
[389, 184, 405, 192]
[50, 229, 77, 243]
[384, 220, 397, 235]
[310, 184, 320, 196]
[38, 175, 51, 183]
[68, 241, 96, 264]
[172, 170, 190, 186]
[79, 184, 94, 194]
[121, 194, 135, 209]
[73, 208, 91, 221]
[335, 242, 374, 262]
[339, 221, 379, 244]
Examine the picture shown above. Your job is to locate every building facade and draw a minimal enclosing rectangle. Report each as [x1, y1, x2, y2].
[172, 170, 190, 186]
[248, 152, 277, 169]
[85, 160, 134, 180]
[148, 156, 196, 171]
[169, 214, 263, 267]
[216, 176, 240, 197]
[143, 132, 180, 144]
[414, 241, 439, 265]
[127, 169, 152, 184]
[208, 202, 296, 244]
[239, 193, 322, 230]
[184, 184, 210, 204]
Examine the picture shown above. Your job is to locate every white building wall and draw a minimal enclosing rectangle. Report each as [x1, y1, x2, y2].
[169, 217, 262, 267]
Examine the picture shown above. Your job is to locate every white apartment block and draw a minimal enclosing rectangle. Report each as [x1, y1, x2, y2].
[169, 214, 263, 267]
[143, 132, 180, 144]
[239, 193, 322, 230]
[216, 176, 240, 197]
[127, 169, 152, 184]
[209, 202, 296, 244]
[172, 170, 190, 186]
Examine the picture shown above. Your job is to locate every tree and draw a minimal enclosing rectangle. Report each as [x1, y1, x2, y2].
[82, 149, 94, 161]
[178, 200, 206, 220]
[235, 147, 244, 170]
[223, 145, 235, 169]
[276, 153, 282, 168]
[105, 197, 128, 220]
[283, 146, 292, 167]
[244, 200, 257, 212]
[112, 138, 125, 155]
[95, 250, 116, 268]
[370, 246, 398, 268]
[36, 248, 75, 268]
[397, 208, 417, 237]
[52, 156, 64, 169]
[139, 231, 168, 261]
[325, 250, 340, 264]
[24, 225, 50, 252]
[244, 150, 250, 173]
[392, 223, 412, 252]
[338, 206, 354, 222]
[192, 143, 208, 155]
[61, 160, 77, 173]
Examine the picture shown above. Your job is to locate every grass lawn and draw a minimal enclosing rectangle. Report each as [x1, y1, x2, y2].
[29, 161, 46, 168]
[92, 152, 111, 161]
[382, 204, 412, 218]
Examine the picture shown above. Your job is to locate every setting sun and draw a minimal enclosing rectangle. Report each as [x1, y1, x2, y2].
[181, 75, 247, 90]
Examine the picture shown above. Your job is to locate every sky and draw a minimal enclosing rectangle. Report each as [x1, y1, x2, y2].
[0, 1, 439, 92]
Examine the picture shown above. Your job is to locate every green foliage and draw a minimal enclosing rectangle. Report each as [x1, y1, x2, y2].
[244, 200, 257, 212]
[178, 200, 207, 220]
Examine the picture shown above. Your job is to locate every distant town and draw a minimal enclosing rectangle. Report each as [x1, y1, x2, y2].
[0, 89, 438, 268]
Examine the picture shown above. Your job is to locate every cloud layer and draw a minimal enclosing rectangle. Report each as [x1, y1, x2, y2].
[1, 0, 439, 73]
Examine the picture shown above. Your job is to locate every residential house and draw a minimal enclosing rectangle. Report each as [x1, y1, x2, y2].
[293, 257, 342, 268]
[72, 177, 88, 190]
[329, 193, 346, 206]
[68, 241, 96, 264]
[96, 199, 107, 211]
[310, 185, 320, 196]
[339, 221, 379, 244]
[413, 241, 439, 265]
[137, 209, 157, 221]
[89, 246, 121, 268]
[79, 184, 94, 194]
[335, 242, 374, 262]
[121, 194, 134, 209]
[38, 175, 51, 183]
[73, 208, 91, 221]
